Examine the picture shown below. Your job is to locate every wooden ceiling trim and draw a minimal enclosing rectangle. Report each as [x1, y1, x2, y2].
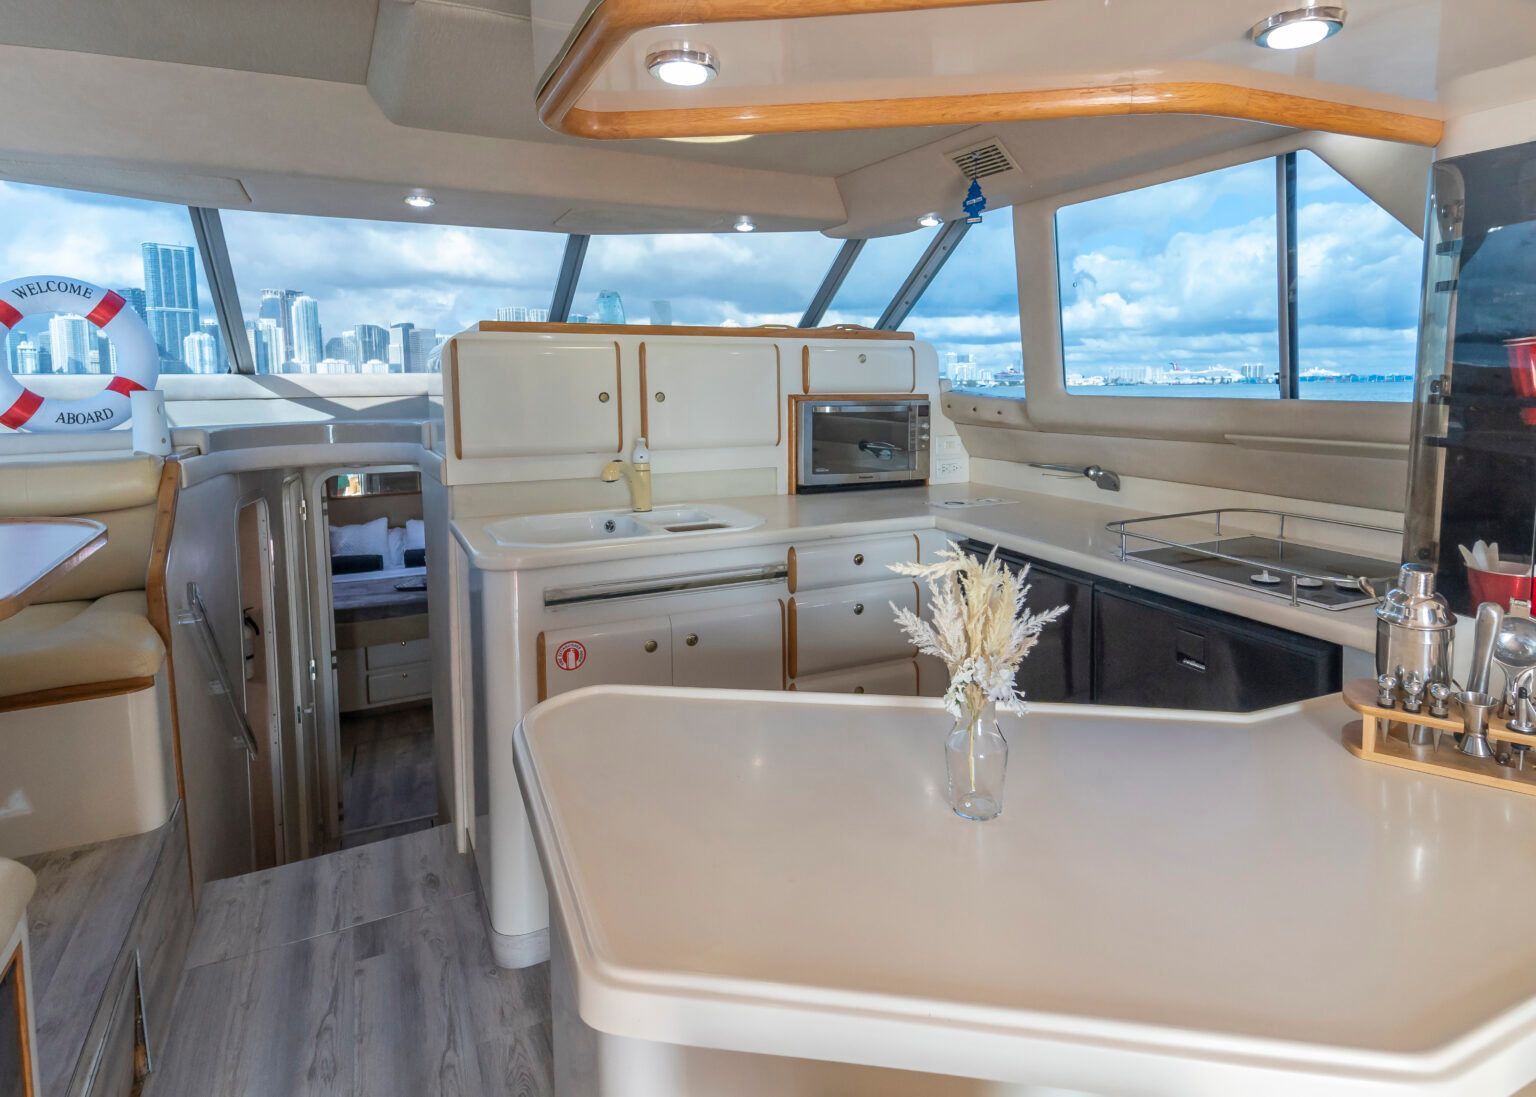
[554, 81, 1443, 146]
[534, 0, 1443, 148]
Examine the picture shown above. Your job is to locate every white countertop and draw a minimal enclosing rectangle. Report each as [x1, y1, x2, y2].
[516, 687, 1536, 1096]
[0, 517, 107, 621]
[453, 484, 1382, 650]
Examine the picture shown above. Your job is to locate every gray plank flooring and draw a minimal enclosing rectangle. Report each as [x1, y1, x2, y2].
[341, 703, 437, 840]
[147, 826, 552, 1097]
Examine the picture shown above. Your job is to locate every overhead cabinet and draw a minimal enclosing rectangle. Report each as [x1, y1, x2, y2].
[640, 340, 780, 449]
[452, 338, 623, 458]
[802, 342, 916, 394]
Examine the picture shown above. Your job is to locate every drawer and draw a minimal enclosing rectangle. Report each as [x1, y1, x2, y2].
[366, 636, 432, 669]
[366, 663, 431, 705]
[788, 533, 919, 593]
[792, 658, 918, 697]
[788, 578, 917, 678]
[537, 617, 673, 700]
[802, 343, 915, 394]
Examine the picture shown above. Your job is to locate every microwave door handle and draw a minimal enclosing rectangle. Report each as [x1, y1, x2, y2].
[859, 440, 902, 460]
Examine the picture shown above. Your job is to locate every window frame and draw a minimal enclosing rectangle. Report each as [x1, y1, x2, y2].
[982, 133, 1424, 448]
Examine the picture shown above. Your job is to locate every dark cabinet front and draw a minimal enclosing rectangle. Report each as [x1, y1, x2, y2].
[964, 542, 1094, 704]
[1092, 582, 1341, 712]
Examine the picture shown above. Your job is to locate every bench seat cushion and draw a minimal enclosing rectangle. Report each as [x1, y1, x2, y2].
[0, 591, 164, 699]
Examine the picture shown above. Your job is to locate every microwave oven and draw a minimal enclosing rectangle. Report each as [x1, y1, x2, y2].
[794, 397, 930, 491]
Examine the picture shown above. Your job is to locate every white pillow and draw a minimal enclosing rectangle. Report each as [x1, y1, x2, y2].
[330, 516, 389, 560]
[386, 526, 407, 569]
[405, 518, 426, 551]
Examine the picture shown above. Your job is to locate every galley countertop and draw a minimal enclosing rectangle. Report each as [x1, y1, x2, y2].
[516, 686, 1536, 1096]
[452, 483, 1384, 651]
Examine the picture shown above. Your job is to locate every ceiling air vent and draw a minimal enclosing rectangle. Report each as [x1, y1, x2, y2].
[947, 140, 1019, 181]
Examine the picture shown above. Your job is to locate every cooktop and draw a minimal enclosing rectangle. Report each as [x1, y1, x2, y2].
[1128, 535, 1396, 611]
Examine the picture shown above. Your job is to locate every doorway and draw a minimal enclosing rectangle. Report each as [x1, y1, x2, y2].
[320, 466, 438, 849]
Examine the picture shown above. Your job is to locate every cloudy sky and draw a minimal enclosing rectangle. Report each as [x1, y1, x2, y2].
[1056, 151, 1422, 388]
[0, 155, 1418, 390]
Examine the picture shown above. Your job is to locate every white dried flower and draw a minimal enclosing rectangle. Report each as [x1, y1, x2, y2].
[890, 543, 1069, 720]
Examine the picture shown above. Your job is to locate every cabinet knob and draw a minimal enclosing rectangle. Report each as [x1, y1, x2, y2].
[853, 603, 865, 615]
[853, 686, 866, 694]
[853, 553, 864, 565]
[685, 633, 699, 647]
[857, 353, 868, 364]
[644, 639, 659, 653]
[654, 391, 667, 402]
[598, 391, 610, 403]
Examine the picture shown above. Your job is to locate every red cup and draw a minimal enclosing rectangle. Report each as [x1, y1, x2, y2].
[1506, 337, 1536, 426]
[1468, 563, 1535, 612]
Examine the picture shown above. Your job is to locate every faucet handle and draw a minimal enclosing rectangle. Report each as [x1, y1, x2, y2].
[631, 437, 651, 464]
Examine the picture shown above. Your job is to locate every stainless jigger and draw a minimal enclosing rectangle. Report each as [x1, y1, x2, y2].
[1457, 691, 1499, 760]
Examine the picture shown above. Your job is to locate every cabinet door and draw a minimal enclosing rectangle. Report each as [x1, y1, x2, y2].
[803, 343, 915, 394]
[788, 578, 917, 678]
[640, 341, 780, 449]
[793, 659, 918, 697]
[671, 601, 785, 690]
[538, 616, 673, 700]
[453, 338, 622, 458]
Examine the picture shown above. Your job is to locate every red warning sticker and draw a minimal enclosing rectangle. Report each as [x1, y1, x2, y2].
[554, 640, 587, 672]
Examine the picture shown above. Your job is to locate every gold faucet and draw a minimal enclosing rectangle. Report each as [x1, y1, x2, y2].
[601, 437, 652, 512]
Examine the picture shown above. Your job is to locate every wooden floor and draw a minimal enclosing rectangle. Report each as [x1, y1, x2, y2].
[341, 703, 438, 848]
[146, 825, 553, 1097]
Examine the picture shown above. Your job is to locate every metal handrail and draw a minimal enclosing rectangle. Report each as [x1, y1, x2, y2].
[1106, 508, 1400, 608]
[175, 581, 259, 758]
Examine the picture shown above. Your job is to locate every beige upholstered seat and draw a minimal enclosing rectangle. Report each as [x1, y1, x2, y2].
[0, 591, 165, 698]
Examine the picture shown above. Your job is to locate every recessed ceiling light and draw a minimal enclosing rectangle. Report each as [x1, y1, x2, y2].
[918, 212, 943, 228]
[734, 215, 755, 233]
[1249, 6, 1346, 49]
[662, 134, 754, 144]
[403, 190, 436, 209]
[647, 46, 719, 87]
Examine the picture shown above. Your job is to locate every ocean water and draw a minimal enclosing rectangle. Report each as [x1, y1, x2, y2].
[954, 380, 1416, 403]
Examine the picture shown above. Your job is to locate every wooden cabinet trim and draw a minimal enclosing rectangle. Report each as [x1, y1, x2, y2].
[615, 340, 625, 452]
[786, 598, 799, 680]
[4, 944, 35, 1097]
[536, 631, 548, 703]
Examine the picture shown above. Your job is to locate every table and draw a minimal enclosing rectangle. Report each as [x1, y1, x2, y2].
[0, 517, 107, 621]
[516, 686, 1536, 1097]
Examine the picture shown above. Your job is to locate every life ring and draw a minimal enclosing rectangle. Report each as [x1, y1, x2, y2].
[0, 275, 161, 433]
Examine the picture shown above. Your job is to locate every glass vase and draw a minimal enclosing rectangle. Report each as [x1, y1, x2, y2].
[945, 702, 1008, 821]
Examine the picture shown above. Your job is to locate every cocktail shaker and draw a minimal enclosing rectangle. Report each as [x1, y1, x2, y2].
[1376, 564, 1457, 688]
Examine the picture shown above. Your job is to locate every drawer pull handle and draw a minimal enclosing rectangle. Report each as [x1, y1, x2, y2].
[854, 603, 865, 615]
[853, 553, 864, 565]
[598, 391, 610, 403]
[686, 633, 699, 647]
[644, 639, 659, 653]
[400, 673, 409, 679]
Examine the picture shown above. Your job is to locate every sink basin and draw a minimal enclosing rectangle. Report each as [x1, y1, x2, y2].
[486, 504, 763, 548]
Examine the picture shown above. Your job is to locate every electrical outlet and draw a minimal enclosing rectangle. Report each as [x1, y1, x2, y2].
[936, 458, 967, 479]
[932, 435, 969, 483]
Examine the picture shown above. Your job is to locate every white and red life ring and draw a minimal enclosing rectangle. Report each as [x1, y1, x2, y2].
[0, 275, 160, 432]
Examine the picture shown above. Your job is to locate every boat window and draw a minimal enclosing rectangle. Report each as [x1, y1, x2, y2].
[903, 207, 1020, 396]
[0, 180, 226, 375]
[1055, 153, 1419, 402]
[1057, 157, 1281, 399]
[1294, 150, 1420, 402]
[568, 230, 843, 327]
[220, 211, 567, 373]
[822, 226, 940, 329]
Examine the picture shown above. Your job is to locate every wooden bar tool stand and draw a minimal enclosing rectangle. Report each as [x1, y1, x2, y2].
[1343, 679, 1536, 795]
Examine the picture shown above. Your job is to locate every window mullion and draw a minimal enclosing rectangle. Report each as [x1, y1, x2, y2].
[189, 207, 254, 374]
[800, 238, 866, 328]
[548, 235, 590, 323]
[1275, 152, 1299, 399]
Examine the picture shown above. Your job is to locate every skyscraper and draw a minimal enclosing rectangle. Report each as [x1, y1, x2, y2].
[182, 331, 220, 374]
[649, 300, 673, 326]
[12, 339, 39, 376]
[200, 317, 227, 371]
[406, 328, 439, 373]
[48, 314, 93, 374]
[326, 334, 360, 367]
[114, 287, 148, 323]
[259, 289, 301, 366]
[352, 324, 389, 366]
[289, 294, 324, 368]
[594, 291, 626, 325]
[389, 323, 415, 373]
[141, 243, 200, 368]
[246, 318, 286, 374]
[495, 306, 551, 322]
